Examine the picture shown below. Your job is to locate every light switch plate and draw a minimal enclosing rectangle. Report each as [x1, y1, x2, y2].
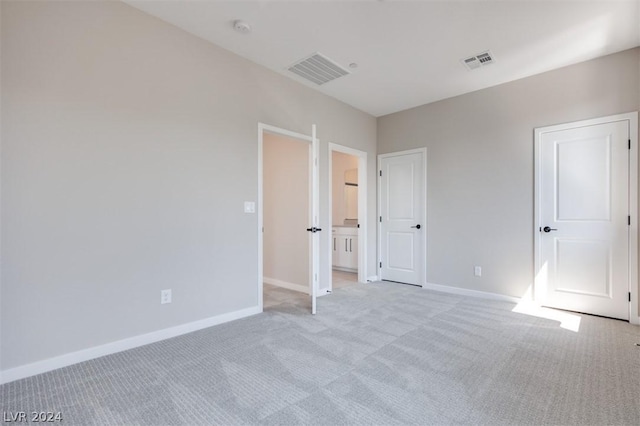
[244, 201, 255, 213]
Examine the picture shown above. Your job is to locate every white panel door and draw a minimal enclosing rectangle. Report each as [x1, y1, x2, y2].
[380, 151, 424, 285]
[538, 120, 629, 320]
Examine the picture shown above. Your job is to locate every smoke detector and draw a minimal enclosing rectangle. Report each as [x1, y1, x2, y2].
[287, 52, 350, 86]
[233, 20, 252, 34]
[461, 51, 495, 70]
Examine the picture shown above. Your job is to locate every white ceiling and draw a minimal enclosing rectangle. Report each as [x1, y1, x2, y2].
[125, 0, 640, 117]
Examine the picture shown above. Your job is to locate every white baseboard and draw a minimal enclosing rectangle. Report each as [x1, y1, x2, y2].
[630, 294, 640, 325]
[423, 282, 521, 304]
[0, 305, 261, 385]
[263, 277, 309, 294]
[367, 275, 379, 282]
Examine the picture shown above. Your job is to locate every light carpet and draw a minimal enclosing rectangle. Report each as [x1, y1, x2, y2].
[1, 282, 639, 425]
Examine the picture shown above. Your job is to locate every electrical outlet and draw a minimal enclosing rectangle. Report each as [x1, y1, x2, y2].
[474, 266, 482, 277]
[161, 289, 172, 304]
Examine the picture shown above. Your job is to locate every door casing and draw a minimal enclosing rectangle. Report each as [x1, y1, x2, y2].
[534, 112, 639, 324]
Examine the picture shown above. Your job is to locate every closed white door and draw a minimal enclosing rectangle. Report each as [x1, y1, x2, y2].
[379, 150, 425, 285]
[537, 120, 629, 320]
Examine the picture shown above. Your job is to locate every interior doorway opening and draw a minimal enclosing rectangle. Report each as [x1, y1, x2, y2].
[328, 143, 367, 292]
[258, 124, 318, 313]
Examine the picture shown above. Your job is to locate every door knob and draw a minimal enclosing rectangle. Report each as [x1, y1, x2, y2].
[542, 226, 557, 233]
[411, 224, 421, 229]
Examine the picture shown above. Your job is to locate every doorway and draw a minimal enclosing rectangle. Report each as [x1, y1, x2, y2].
[378, 148, 427, 286]
[328, 143, 367, 292]
[534, 112, 638, 321]
[258, 124, 320, 314]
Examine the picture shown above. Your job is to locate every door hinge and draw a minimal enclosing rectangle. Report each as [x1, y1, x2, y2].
[628, 215, 631, 226]
[380, 216, 382, 223]
[629, 139, 631, 150]
[379, 261, 382, 268]
[629, 292, 632, 302]
[379, 170, 382, 177]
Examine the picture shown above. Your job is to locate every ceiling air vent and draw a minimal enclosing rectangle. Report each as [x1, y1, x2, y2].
[288, 53, 350, 86]
[462, 50, 495, 71]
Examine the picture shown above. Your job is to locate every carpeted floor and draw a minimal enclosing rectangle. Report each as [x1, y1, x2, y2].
[263, 271, 358, 310]
[1, 281, 639, 425]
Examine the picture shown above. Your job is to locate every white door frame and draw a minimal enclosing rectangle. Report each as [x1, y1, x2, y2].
[328, 143, 368, 289]
[533, 112, 639, 324]
[258, 123, 316, 313]
[377, 148, 428, 287]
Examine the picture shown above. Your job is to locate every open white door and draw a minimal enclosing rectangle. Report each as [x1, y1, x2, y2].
[309, 124, 320, 314]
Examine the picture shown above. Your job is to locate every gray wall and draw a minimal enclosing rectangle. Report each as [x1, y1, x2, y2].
[378, 48, 640, 301]
[1, 1, 376, 370]
[263, 133, 309, 287]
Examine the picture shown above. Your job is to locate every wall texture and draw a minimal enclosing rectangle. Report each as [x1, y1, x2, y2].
[263, 133, 309, 288]
[378, 47, 640, 301]
[0, 1, 376, 371]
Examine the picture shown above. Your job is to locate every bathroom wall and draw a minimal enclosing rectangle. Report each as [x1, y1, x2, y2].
[331, 151, 359, 226]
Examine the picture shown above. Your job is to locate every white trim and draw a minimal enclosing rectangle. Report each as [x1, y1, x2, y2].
[628, 112, 639, 325]
[260, 123, 312, 142]
[533, 124, 542, 305]
[367, 275, 379, 282]
[0, 306, 261, 385]
[317, 288, 330, 296]
[377, 148, 428, 287]
[424, 282, 521, 304]
[263, 277, 309, 294]
[258, 123, 316, 315]
[534, 112, 638, 324]
[327, 142, 368, 293]
[258, 125, 264, 313]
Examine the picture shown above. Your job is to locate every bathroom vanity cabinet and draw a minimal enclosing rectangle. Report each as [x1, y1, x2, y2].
[332, 226, 358, 271]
